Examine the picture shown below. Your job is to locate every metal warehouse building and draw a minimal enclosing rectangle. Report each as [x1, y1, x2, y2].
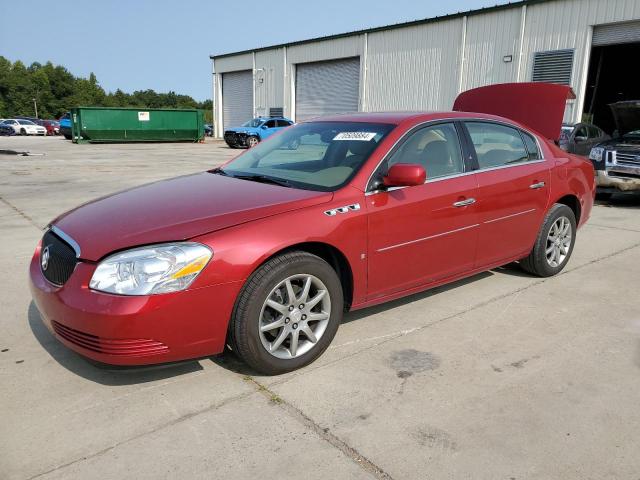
[210, 0, 640, 138]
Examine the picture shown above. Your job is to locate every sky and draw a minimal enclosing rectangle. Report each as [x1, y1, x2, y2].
[1, 0, 512, 101]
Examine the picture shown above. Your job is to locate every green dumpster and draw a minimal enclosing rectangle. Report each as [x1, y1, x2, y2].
[70, 107, 205, 144]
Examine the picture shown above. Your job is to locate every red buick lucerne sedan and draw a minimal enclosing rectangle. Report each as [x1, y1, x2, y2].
[30, 83, 595, 374]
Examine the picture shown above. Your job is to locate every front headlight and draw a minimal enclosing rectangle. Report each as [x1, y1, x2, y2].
[89, 242, 212, 295]
[589, 147, 604, 162]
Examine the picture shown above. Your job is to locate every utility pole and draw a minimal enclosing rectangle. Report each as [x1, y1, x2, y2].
[33, 98, 38, 118]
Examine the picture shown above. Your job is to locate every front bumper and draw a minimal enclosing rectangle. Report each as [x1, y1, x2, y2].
[596, 169, 640, 192]
[224, 131, 249, 147]
[29, 246, 242, 366]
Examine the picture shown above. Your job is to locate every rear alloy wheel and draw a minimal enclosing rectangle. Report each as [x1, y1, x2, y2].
[229, 251, 343, 374]
[246, 136, 259, 148]
[520, 204, 576, 277]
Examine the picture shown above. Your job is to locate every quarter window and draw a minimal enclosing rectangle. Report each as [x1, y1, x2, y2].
[521, 131, 542, 160]
[387, 123, 464, 180]
[466, 122, 529, 169]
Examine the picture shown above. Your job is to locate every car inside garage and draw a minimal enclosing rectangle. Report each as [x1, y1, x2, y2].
[295, 57, 360, 122]
[584, 20, 640, 134]
[222, 70, 253, 130]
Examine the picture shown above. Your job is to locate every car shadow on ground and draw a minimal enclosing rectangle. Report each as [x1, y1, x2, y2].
[28, 264, 535, 382]
[596, 192, 640, 209]
[28, 301, 204, 386]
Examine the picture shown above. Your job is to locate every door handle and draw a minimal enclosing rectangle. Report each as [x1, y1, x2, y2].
[529, 181, 546, 189]
[453, 198, 476, 207]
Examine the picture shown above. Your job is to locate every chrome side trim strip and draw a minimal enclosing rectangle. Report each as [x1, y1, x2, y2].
[483, 208, 536, 224]
[377, 224, 480, 253]
[50, 225, 81, 258]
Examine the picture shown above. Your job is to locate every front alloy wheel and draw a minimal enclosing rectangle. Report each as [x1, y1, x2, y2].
[246, 136, 259, 148]
[229, 251, 343, 374]
[259, 274, 331, 359]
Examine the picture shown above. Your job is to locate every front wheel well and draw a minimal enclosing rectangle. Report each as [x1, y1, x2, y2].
[258, 242, 354, 311]
[554, 194, 581, 224]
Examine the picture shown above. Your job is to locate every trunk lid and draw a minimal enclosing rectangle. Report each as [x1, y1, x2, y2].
[453, 82, 576, 141]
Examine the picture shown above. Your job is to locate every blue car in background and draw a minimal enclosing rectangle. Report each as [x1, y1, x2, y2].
[224, 116, 294, 148]
[59, 112, 72, 140]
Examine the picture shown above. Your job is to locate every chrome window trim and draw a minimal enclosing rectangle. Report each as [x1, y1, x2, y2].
[364, 117, 547, 196]
[50, 225, 81, 258]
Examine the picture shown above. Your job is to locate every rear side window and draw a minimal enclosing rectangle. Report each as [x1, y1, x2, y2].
[521, 131, 542, 160]
[466, 122, 529, 169]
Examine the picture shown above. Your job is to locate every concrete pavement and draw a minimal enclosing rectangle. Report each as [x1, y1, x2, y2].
[1, 136, 639, 479]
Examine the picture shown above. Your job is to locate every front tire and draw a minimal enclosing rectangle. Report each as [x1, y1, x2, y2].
[520, 204, 576, 277]
[246, 136, 259, 148]
[20, 128, 27, 136]
[229, 251, 343, 375]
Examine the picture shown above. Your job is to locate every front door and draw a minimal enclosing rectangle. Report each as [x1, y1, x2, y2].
[463, 121, 551, 267]
[366, 122, 480, 300]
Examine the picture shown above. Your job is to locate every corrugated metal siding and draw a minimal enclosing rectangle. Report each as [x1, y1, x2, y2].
[212, 0, 640, 134]
[214, 53, 253, 73]
[286, 35, 363, 65]
[255, 48, 284, 117]
[461, 8, 522, 91]
[365, 19, 463, 111]
[222, 70, 253, 130]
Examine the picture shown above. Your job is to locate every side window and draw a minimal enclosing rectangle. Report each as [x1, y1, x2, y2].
[276, 120, 290, 127]
[466, 122, 529, 169]
[588, 126, 600, 138]
[264, 120, 277, 128]
[387, 123, 464, 180]
[521, 131, 542, 160]
[575, 126, 588, 139]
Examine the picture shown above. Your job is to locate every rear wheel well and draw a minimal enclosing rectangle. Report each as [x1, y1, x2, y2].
[260, 243, 353, 311]
[555, 195, 581, 224]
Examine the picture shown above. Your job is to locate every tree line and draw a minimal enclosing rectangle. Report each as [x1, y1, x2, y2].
[0, 56, 212, 121]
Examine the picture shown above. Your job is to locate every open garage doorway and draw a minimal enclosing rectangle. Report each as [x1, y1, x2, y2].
[583, 21, 640, 134]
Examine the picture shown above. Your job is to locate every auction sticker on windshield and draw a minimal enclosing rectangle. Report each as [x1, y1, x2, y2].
[333, 132, 377, 141]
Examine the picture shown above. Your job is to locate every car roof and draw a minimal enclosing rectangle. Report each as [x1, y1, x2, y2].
[305, 111, 531, 127]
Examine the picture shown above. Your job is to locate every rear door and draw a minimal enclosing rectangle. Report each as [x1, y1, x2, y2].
[366, 122, 480, 299]
[463, 121, 550, 268]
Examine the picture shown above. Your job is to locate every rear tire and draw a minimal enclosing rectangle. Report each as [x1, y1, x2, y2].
[229, 251, 343, 375]
[20, 128, 27, 136]
[520, 204, 576, 277]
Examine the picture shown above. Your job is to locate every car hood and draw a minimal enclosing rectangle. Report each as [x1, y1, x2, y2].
[52, 172, 333, 261]
[609, 101, 640, 137]
[454, 82, 576, 141]
[225, 127, 257, 134]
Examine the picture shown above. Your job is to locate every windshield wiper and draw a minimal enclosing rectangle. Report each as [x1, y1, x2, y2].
[232, 174, 293, 188]
[210, 167, 230, 176]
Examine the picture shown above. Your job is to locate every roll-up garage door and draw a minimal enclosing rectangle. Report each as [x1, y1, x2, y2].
[222, 70, 253, 130]
[593, 20, 640, 46]
[295, 57, 360, 122]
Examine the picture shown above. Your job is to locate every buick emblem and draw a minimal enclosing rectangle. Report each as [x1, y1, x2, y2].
[41, 246, 50, 271]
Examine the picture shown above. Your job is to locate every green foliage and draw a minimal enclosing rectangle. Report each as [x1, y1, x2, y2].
[0, 56, 212, 120]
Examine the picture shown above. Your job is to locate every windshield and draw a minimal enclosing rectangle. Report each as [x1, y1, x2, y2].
[18, 120, 35, 125]
[623, 130, 640, 138]
[221, 121, 395, 191]
[242, 119, 263, 128]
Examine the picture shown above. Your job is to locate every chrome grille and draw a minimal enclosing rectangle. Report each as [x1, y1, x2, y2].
[41, 230, 77, 286]
[615, 151, 640, 167]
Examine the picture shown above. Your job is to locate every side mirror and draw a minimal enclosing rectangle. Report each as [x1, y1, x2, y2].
[575, 136, 587, 142]
[261, 125, 268, 130]
[383, 163, 426, 187]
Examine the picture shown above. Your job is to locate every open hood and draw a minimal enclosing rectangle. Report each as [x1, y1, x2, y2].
[609, 101, 640, 137]
[453, 82, 576, 141]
